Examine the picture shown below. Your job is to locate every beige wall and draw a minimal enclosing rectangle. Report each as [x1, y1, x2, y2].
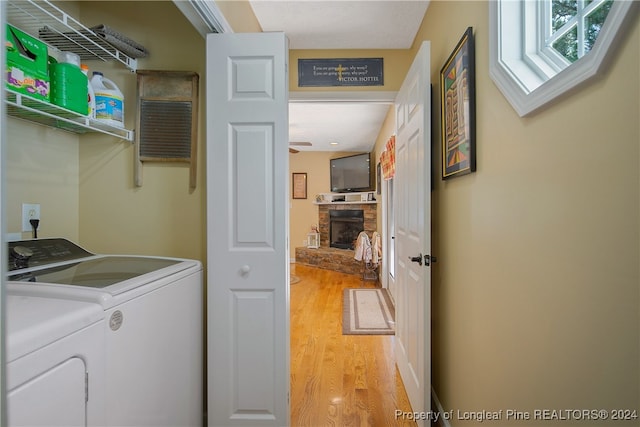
[417, 1, 639, 422]
[5, 120, 80, 241]
[215, 0, 262, 33]
[76, 1, 206, 260]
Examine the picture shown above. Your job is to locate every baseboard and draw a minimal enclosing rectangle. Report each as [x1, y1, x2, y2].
[431, 386, 451, 427]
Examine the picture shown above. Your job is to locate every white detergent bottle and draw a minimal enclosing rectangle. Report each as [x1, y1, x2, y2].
[81, 64, 96, 118]
[91, 71, 124, 127]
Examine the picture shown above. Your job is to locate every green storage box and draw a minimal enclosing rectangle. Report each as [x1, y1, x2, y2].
[5, 24, 50, 101]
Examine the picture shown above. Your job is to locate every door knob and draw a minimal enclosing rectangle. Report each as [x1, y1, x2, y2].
[409, 253, 423, 266]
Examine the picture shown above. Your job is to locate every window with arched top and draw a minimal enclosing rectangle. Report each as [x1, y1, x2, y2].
[489, 0, 638, 117]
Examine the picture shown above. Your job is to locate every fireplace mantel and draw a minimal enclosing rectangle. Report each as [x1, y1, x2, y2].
[313, 191, 377, 205]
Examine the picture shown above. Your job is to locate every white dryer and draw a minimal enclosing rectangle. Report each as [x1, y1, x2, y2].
[7, 238, 203, 427]
[6, 294, 106, 427]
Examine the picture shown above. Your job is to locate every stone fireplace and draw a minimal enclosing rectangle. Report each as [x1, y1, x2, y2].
[295, 202, 377, 276]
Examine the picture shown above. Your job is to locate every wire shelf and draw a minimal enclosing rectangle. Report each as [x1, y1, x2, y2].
[6, 90, 133, 141]
[5, 0, 135, 140]
[7, 0, 137, 71]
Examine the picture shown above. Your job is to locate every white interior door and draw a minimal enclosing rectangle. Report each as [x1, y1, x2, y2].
[206, 32, 289, 427]
[394, 41, 431, 426]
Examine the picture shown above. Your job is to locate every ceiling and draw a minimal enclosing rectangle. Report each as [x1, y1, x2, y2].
[288, 101, 393, 152]
[249, 0, 430, 50]
[249, 0, 430, 153]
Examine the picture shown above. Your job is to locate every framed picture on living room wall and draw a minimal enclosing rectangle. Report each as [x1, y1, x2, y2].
[440, 26, 476, 180]
[292, 172, 307, 199]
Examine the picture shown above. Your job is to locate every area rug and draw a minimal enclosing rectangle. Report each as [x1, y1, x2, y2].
[342, 288, 395, 335]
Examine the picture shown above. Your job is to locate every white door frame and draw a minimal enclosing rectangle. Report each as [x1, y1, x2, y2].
[289, 91, 396, 103]
[381, 176, 395, 294]
[381, 174, 390, 290]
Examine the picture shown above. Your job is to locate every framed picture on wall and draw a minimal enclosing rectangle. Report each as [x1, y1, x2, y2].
[292, 172, 307, 199]
[376, 162, 382, 194]
[440, 26, 476, 180]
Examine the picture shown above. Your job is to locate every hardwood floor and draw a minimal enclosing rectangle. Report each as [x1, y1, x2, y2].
[290, 263, 417, 426]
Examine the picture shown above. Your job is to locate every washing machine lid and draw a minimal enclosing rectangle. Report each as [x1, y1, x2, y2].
[8, 256, 182, 288]
[6, 294, 104, 362]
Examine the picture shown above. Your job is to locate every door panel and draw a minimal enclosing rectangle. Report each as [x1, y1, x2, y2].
[394, 42, 431, 427]
[233, 124, 274, 246]
[8, 357, 86, 426]
[206, 32, 289, 427]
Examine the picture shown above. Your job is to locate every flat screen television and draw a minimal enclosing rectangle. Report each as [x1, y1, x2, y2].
[330, 153, 372, 193]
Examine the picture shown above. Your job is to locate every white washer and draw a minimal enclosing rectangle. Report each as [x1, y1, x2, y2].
[7, 238, 203, 427]
[6, 294, 106, 427]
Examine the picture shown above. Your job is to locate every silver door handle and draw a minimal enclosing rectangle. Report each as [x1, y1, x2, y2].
[409, 254, 423, 266]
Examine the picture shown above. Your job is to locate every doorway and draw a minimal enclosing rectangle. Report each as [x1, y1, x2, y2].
[288, 91, 396, 268]
[288, 92, 410, 423]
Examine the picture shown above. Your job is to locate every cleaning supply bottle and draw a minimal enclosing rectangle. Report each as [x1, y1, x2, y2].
[80, 64, 96, 118]
[49, 52, 88, 115]
[90, 71, 124, 127]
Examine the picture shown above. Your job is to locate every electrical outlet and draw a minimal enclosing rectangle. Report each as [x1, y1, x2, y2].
[22, 203, 40, 232]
